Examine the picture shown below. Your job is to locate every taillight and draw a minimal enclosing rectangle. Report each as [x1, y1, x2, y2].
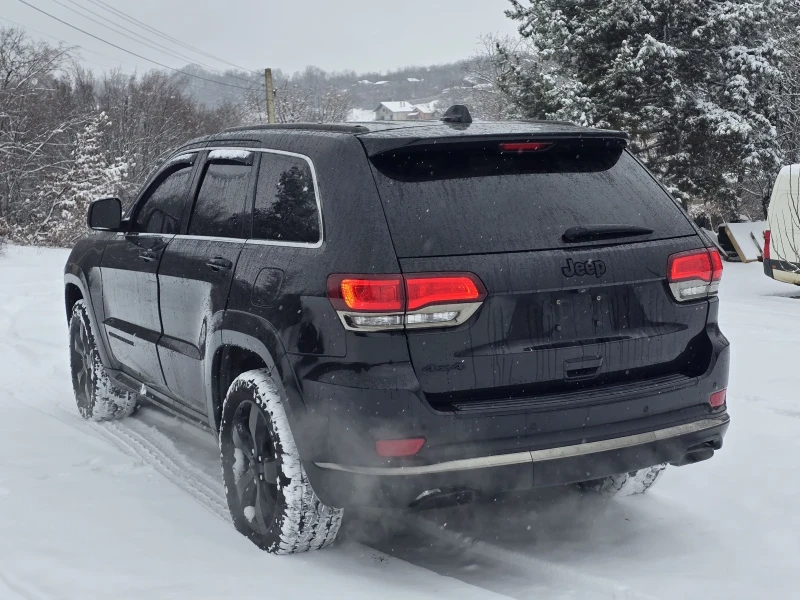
[339, 277, 403, 311]
[763, 230, 771, 260]
[327, 273, 486, 331]
[405, 275, 483, 310]
[667, 248, 723, 301]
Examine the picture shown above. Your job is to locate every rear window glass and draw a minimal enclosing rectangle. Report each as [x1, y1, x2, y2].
[369, 141, 694, 257]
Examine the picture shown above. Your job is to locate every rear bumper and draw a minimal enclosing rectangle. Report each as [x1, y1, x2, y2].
[764, 258, 800, 284]
[307, 413, 729, 508]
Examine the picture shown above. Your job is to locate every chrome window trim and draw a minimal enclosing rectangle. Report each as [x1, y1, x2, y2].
[113, 232, 175, 239]
[170, 234, 244, 243]
[204, 146, 324, 249]
[121, 146, 324, 248]
[314, 416, 729, 476]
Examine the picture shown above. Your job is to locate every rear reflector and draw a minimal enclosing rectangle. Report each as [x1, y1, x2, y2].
[328, 273, 486, 331]
[499, 142, 553, 152]
[405, 274, 484, 311]
[764, 230, 771, 260]
[710, 389, 727, 408]
[667, 249, 723, 301]
[375, 438, 425, 457]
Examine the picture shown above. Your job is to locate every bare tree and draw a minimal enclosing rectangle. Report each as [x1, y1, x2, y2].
[275, 81, 314, 123]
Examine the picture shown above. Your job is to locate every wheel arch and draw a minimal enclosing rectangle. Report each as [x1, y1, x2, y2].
[206, 326, 309, 458]
[64, 271, 113, 368]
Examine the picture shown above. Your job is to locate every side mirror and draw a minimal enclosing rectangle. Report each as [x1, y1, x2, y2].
[87, 197, 122, 231]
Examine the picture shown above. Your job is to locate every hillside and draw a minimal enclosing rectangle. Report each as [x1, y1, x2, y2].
[181, 61, 471, 110]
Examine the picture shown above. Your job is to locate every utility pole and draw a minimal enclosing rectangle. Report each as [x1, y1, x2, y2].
[264, 68, 276, 124]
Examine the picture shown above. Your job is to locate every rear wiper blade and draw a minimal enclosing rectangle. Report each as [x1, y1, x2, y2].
[562, 224, 654, 243]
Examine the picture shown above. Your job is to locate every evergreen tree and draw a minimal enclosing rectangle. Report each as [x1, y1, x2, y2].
[502, 0, 784, 218]
[33, 112, 127, 246]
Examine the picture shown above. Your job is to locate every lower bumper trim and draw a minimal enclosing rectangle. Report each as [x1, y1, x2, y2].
[314, 416, 729, 476]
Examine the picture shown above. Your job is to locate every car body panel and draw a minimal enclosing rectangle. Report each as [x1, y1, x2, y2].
[100, 232, 170, 387]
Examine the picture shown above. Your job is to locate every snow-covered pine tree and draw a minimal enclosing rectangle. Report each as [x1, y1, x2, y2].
[502, 0, 784, 218]
[34, 112, 127, 246]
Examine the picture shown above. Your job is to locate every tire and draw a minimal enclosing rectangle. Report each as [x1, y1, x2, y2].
[219, 369, 343, 554]
[579, 464, 667, 498]
[69, 300, 137, 421]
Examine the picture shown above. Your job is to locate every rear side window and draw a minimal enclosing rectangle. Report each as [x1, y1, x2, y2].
[132, 165, 193, 234]
[253, 153, 321, 244]
[187, 160, 252, 239]
[369, 141, 695, 257]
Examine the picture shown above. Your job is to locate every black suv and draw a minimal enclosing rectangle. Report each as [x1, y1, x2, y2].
[64, 109, 730, 554]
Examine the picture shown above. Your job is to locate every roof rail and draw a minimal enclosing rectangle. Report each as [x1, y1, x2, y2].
[519, 118, 581, 127]
[223, 123, 370, 134]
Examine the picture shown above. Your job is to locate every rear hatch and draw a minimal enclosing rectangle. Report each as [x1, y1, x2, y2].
[365, 134, 711, 411]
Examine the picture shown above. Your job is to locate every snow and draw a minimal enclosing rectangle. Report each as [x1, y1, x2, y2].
[376, 101, 415, 112]
[412, 101, 439, 115]
[347, 108, 376, 122]
[208, 149, 252, 161]
[2, 245, 800, 598]
[723, 221, 768, 262]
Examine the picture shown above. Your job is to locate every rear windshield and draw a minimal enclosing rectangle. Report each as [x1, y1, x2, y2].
[369, 140, 695, 257]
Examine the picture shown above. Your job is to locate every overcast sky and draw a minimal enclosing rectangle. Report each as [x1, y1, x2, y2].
[4, 0, 520, 75]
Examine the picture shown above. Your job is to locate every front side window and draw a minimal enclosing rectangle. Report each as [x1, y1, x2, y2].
[253, 154, 320, 244]
[131, 165, 193, 234]
[187, 159, 252, 239]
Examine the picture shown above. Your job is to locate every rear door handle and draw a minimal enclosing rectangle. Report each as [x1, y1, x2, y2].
[206, 257, 233, 271]
[139, 250, 159, 262]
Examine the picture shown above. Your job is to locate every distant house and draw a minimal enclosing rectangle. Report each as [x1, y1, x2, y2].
[408, 102, 437, 121]
[375, 101, 437, 121]
[375, 101, 416, 121]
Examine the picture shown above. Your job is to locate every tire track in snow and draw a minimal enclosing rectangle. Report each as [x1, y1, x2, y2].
[95, 418, 230, 523]
[397, 513, 663, 600]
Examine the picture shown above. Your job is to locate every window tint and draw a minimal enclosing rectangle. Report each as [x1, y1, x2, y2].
[369, 141, 694, 258]
[253, 154, 320, 244]
[132, 166, 193, 234]
[187, 161, 252, 238]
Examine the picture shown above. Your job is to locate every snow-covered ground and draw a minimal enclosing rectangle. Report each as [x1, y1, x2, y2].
[1, 246, 799, 599]
[346, 108, 376, 122]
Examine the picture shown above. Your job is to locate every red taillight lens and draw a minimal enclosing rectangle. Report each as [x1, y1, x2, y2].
[328, 275, 403, 311]
[764, 230, 771, 260]
[709, 249, 723, 281]
[710, 389, 727, 408]
[375, 437, 425, 457]
[405, 274, 485, 311]
[328, 273, 487, 330]
[499, 142, 553, 152]
[667, 249, 722, 301]
[668, 250, 716, 282]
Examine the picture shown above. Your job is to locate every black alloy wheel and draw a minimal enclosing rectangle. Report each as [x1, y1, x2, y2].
[230, 400, 281, 535]
[70, 312, 94, 414]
